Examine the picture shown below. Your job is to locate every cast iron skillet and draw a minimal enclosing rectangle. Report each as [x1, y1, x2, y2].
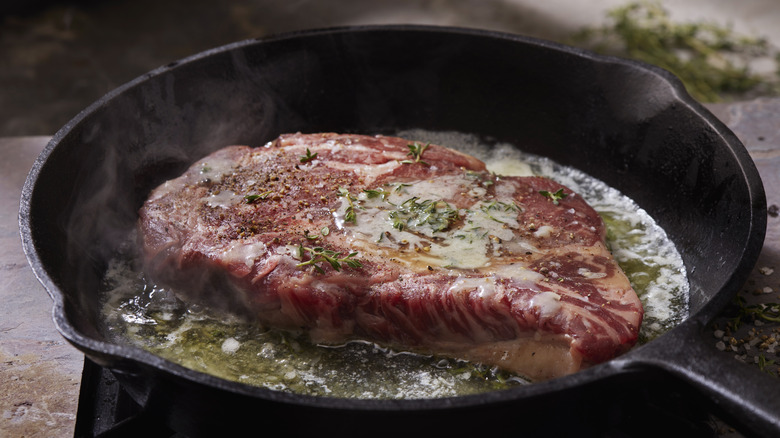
[20, 26, 771, 436]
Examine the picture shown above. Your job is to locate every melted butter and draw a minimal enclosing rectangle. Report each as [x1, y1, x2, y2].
[448, 276, 498, 299]
[219, 240, 268, 268]
[206, 190, 243, 208]
[530, 291, 562, 319]
[335, 175, 527, 270]
[148, 153, 240, 202]
[324, 160, 402, 185]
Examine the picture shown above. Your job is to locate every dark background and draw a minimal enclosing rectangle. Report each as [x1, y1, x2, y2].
[0, 0, 579, 137]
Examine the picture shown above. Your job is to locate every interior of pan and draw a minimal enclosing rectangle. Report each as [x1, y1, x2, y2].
[21, 25, 765, 421]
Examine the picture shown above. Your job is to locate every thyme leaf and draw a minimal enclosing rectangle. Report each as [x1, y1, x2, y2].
[479, 200, 521, 222]
[572, 1, 775, 102]
[400, 142, 430, 166]
[758, 354, 776, 376]
[394, 183, 411, 193]
[300, 148, 318, 163]
[363, 188, 390, 200]
[337, 187, 357, 223]
[296, 245, 362, 273]
[244, 190, 274, 203]
[539, 188, 568, 205]
[389, 197, 459, 233]
[304, 227, 331, 240]
[730, 295, 780, 329]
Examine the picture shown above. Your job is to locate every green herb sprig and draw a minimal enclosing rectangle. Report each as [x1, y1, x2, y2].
[300, 148, 318, 163]
[363, 188, 390, 201]
[304, 227, 330, 240]
[729, 295, 780, 329]
[479, 200, 520, 223]
[296, 245, 362, 274]
[244, 190, 274, 203]
[394, 183, 411, 193]
[400, 142, 430, 166]
[539, 188, 568, 205]
[337, 187, 357, 223]
[572, 1, 775, 102]
[389, 197, 459, 233]
[758, 354, 777, 376]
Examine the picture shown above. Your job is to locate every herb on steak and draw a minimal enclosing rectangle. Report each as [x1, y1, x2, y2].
[480, 201, 520, 223]
[296, 245, 362, 274]
[389, 197, 459, 233]
[401, 142, 430, 166]
[337, 187, 358, 223]
[394, 183, 411, 193]
[244, 191, 274, 203]
[363, 188, 390, 200]
[465, 170, 496, 187]
[300, 148, 318, 163]
[539, 188, 568, 205]
[303, 227, 330, 240]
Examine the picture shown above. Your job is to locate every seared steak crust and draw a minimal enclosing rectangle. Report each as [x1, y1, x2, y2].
[139, 133, 643, 381]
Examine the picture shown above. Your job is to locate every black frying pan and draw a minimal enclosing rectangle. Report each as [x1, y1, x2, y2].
[20, 26, 771, 437]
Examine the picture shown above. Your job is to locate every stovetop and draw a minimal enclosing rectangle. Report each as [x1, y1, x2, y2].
[74, 358, 176, 438]
[73, 357, 726, 438]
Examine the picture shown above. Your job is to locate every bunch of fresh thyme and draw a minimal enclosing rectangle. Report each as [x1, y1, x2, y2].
[571, 0, 778, 102]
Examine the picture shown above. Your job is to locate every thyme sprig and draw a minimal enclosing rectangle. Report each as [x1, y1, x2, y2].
[337, 187, 358, 223]
[244, 190, 274, 203]
[304, 227, 330, 240]
[539, 188, 568, 205]
[300, 148, 318, 163]
[729, 295, 780, 329]
[296, 245, 362, 274]
[394, 183, 412, 193]
[572, 1, 775, 102]
[481, 200, 520, 213]
[363, 188, 391, 201]
[479, 200, 520, 223]
[465, 169, 496, 187]
[400, 142, 430, 166]
[758, 354, 777, 376]
[389, 197, 459, 233]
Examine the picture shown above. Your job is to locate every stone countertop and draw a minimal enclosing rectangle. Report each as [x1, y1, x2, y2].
[0, 137, 83, 437]
[0, 98, 778, 437]
[706, 99, 780, 375]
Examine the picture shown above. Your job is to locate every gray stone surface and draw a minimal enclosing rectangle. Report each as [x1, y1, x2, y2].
[0, 136, 82, 438]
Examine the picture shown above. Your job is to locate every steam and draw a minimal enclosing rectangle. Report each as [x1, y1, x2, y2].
[60, 45, 288, 331]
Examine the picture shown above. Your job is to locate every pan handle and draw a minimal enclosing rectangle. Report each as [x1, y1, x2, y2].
[623, 320, 780, 437]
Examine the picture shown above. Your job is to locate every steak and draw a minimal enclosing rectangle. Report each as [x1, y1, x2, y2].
[139, 133, 643, 381]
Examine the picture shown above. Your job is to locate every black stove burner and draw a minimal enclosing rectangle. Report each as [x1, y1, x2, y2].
[74, 358, 177, 438]
[73, 356, 727, 438]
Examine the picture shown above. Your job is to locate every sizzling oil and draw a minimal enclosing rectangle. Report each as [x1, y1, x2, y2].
[100, 131, 689, 399]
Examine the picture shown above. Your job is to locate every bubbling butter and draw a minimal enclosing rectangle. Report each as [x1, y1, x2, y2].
[334, 175, 530, 270]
